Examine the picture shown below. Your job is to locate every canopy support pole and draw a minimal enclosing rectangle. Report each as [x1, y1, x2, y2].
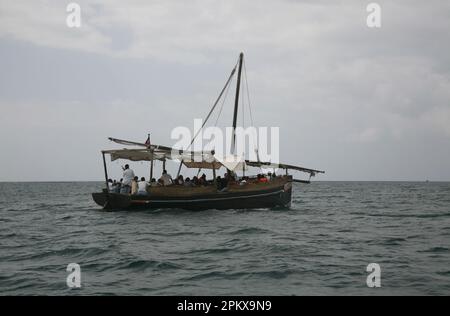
[150, 155, 154, 181]
[242, 152, 246, 178]
[148, 134, 153, 181]
[176, 160, 183, 178]
[212, 166, 217, 187]
[102, 152, 109, 190]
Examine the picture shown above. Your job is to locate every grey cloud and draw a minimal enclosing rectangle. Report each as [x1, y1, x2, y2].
[0, 0, 449, 181]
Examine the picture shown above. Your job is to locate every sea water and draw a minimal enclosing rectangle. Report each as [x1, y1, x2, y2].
[0, 181, 449, 295]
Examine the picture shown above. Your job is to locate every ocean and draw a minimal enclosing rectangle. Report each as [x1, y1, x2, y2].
[0, 181, 449, 295]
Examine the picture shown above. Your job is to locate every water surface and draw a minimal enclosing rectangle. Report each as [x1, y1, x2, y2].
[0, 181, 449, 295]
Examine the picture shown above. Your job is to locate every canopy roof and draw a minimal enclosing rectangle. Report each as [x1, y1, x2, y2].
[102, 138, 324, 175]
[245, 161, 325, 176]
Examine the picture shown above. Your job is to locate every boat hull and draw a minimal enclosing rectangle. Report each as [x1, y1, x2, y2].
[92, 179, 292, 211]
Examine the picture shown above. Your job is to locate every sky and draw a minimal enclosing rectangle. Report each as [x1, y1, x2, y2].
[0, 0, 449, 181]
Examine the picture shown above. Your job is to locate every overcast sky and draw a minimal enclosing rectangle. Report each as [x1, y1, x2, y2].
[1, 0, 449, 181]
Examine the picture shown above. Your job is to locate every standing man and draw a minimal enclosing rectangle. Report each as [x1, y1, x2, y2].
[121, 164, 135, 194]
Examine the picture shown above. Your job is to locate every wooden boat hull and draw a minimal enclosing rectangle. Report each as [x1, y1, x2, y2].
[92, 177, 292, 211]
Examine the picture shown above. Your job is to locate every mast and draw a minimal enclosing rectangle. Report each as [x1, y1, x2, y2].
[231, 52, 244, 153]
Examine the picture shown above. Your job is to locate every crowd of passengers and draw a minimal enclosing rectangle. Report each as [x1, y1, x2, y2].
[107, 164, 279, 195]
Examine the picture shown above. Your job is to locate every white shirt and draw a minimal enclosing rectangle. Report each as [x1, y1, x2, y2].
[138, 181, 148, 192]
[123, 168, 135, 186]
[161, 173, 173, 186]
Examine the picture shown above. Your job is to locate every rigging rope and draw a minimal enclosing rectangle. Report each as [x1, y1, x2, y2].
[243, 58, 254, 127]
[243, 57, 259, 161]
[187, 61, 238, 149]
[213, 73, 233, 127]
[176, 59, 238, 177]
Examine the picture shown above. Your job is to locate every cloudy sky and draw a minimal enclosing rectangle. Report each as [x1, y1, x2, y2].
[1, 0, 449, 181]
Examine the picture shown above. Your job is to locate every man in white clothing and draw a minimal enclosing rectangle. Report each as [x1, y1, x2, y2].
[121, 164, 135, 194]
[159, 170, 173, 186]
[137, 177, 149, 195]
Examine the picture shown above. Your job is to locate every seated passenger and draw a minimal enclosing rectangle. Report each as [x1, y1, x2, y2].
[157, 178, 164, 186]
[259, 174, 269, 183]
[192, 176, 200, 186]
[199, 173, 207, 186]
[175, 175, 184, 185]
[216, 176, 222, 190]
[112, 180, 120, 193]
[107, 179, 114, 192]
[220, 175, 229, 189]
[160, 170, 173, 186]
[131, 176, 139, 194]
[184, 177, 193, 187]
[150, 178, 158, 187]
[137, 177, 149, 195]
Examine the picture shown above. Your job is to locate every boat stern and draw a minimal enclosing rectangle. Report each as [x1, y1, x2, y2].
[92, 191, 132, 209]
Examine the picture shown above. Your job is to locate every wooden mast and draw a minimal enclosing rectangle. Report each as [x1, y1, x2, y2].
[231, 52, 244, 153]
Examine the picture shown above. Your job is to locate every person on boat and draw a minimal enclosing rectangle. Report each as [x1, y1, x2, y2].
[157, 178, 165, 186]
[121, 165, 135, 194]
[137, 177, 149, 195]
[220, 173, 229, 189]
[192, 176, 200, 186]
[131, 176, 139, 195]
[199, 173, 207, 186]
[107, 179, 114, 192]
[150, 178, 158, 187]
[215, 176, 222, 190]
[258, 174, 269, 183]
[184, 177, 193, 187]
[112, 179, 120, 193]
[175, 175, 184, 185]
[159, 170, 173, 186]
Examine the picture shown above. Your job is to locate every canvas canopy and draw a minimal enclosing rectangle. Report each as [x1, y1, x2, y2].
[245, 160, 325, 176]
[102, 148, 246, 171]
[103, 138, 324, 174]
